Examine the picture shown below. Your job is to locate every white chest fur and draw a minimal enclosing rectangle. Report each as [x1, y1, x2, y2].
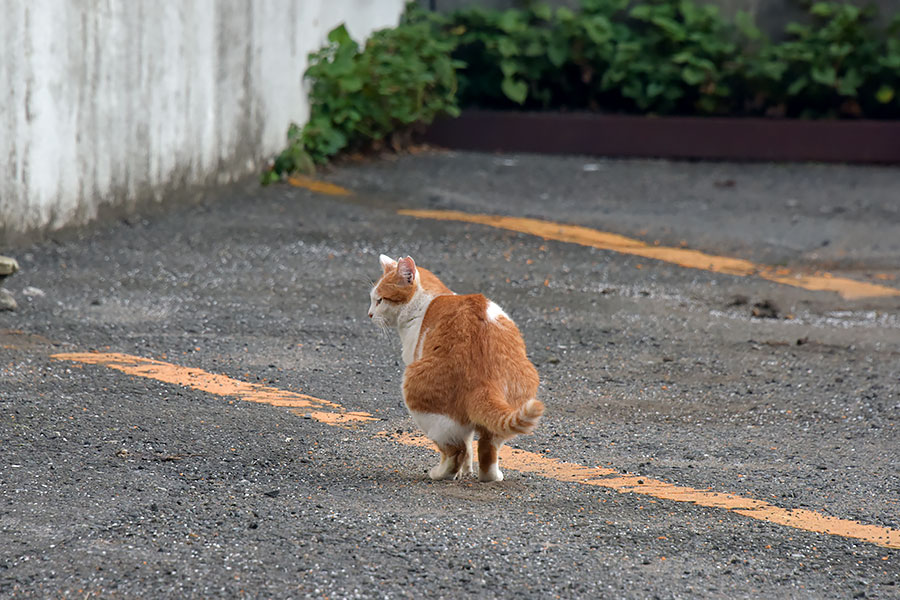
[396, 287, 434, 365]
[398, 315, 424, 365]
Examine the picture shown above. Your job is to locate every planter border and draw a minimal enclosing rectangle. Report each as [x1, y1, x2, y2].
[421, 110, 900, 164]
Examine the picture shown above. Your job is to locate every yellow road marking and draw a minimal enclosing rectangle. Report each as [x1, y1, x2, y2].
[54, 351, 900, 550]
[51, 352, 375, 424]
[287, 175, 352, 196]
[398, 209, 900, 300]
[283, 173, 896, 299]
[385, 432, 899, 549]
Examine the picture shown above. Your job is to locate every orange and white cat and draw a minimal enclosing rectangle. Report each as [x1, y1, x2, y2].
[368, 254, 543, 482]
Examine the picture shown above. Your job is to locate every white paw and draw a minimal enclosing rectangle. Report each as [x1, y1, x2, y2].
[429, 463, 454, 480]
[453, 459, 474, 480]
[479, 464, 504, 482]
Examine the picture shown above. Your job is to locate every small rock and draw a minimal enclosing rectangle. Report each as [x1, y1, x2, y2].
[0, 289, 16, 311]
[0, 256, 19, 277]
[22, 286, 45, 298]
[546, 356, 561, 365]
[751, 300, 780, 319]
[727, 295, 749, 307]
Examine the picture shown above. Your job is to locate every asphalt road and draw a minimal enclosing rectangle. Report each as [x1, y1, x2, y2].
[2, 151, 899, 599]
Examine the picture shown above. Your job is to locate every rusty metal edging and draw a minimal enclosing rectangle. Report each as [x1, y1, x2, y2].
[421, 110, 900, 164]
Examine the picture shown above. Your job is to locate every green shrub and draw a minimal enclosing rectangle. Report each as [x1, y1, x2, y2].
[601, 0, 746, 114]
[872, 15, 900, 117]
[443, 0, 754, 114]
[262, 14, 462, 183]
[266, 0, 900, 178]
[748, 2, 891, 118]
[444, 0, 900, 119]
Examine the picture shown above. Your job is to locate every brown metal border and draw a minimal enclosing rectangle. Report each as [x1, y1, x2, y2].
[421, 110, 900, 164]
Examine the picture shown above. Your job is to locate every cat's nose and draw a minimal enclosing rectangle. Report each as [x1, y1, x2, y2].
[367, 311, 373, 319]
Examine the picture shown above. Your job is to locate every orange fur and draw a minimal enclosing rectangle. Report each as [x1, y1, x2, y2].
[369, 255, 543, 482]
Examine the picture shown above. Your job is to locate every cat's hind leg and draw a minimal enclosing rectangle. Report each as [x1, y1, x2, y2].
[431, 435, 474, 480]
[476, 430, 506, 482]
[409, 412, 474, 480]
[428, 449, 456, 481]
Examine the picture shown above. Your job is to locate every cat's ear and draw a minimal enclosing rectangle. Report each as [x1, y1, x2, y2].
[398, 256, 417, 285]
[379, 254, 397, 272]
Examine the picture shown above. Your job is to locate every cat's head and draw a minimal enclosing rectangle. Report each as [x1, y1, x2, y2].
[368, 254, 419, 326]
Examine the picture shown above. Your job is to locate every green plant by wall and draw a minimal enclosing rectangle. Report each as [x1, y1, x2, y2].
[440, 0, 755, 114]
[748, 3, 896, 118]
[443, 0, 900, 119]
[874, 15, 900, 118]
[266, 0, 900, 179]
[602, 0, 746, 114]
[262, 13, 462, 183]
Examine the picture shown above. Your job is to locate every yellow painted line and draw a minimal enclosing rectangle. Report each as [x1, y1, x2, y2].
[54, 352, 900, 550]
[287, 175, 352, 196]
[398, 209, 900, 300]
[384, 432, 900, 550]
[51, 352, 375, 425]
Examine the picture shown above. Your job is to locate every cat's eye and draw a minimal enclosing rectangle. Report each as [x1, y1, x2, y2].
[376, 297, 383, 305]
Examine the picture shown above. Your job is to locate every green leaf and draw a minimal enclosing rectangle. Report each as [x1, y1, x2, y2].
[809, 3, 835, 18]
[260, 170, 281, 186]
[339, 76, 364, 92]
[787, 77, 808, 96]
[630, 5, 652, 20]
[327, 24, 355, 47]
[499, 59, 519, 78]
[875, 85, 895, 104]
[837, 68, 863, 96]
[547, 39, 568, 67]
[810, 66, 836, 86]
[497, 36, 519, 57]
[681, 66, 707, 85]
[583, 18, 612, 44]
[532, 3, 552, 21]
[498, 10, 522, 33]
[501, 77, 528, 104]
[650, 16, 686, 41]
[556, 7, 575, 21]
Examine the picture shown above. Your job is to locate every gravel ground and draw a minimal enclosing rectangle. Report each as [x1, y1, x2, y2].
[1, 152, 898, 598]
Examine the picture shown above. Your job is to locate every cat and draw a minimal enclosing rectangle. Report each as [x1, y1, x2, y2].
[368, 254, 543, 482]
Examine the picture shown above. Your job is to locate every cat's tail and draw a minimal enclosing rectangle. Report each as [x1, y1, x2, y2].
[470, 388, 544, 436]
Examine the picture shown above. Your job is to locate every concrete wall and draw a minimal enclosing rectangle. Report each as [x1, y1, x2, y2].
[1, 0, 406, 243]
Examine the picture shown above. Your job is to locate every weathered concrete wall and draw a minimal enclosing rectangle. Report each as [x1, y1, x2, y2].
[1, 0, 406, 243]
